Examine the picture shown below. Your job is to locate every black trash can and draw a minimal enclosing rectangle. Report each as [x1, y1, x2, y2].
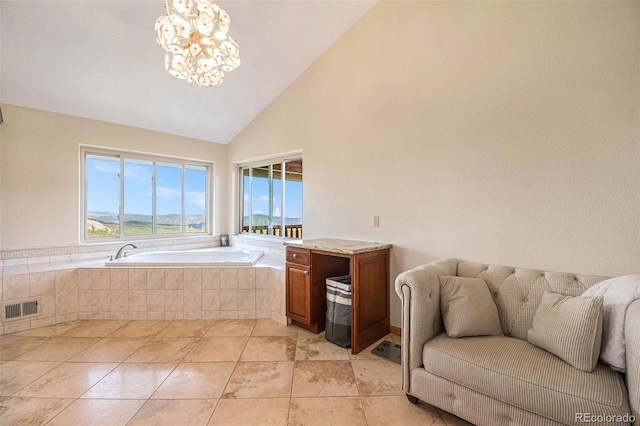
[325, 275, 352, 348]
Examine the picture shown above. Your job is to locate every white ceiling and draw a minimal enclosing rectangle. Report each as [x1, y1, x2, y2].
[0, 0, 377, 144]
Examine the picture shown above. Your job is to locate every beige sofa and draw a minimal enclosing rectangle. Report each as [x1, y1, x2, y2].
[395, 259, 639, 425]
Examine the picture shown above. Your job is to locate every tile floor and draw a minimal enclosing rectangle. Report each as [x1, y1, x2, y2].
[0, 319, 471, 425]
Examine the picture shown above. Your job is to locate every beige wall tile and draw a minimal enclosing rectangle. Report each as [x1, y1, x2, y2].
[129, 268, 147, 289]
[109, 268, 128, 290]
[184, 268, 202, 289]
[237, 289, 256, 310]
[56, 291, 79, 315]
[202, 268, 220, 289]
[184, 290, 202, 311]
[30, 316, 56, 329]
[57, 312, 79, 324]
[165, 290, 184, 312]
[147, 269, 165, 290]
[90, 269, 109, 290]
[29, 271, 55, 297]
[147, 290, 165, 312]
[165, 311, 184, 320]
[220, 289, 238, 311]
[128, 290, 147, 312]
[202, 289, 220, 311]
[165, 269, 184, 289]
[256, 289, 270, 310]
[55, 269, 78, 293]
[238, 268, 256, 289]
[92, 290, 110, 312]
[201, 310, 220, 320]
[110, 290, 128, 312]
[129, 311, 147, 320]
[220, 269, 238, 289]
[77, 269, 91, 290]
[78, 290, 92, 312]
[255, 268, 270, 289]
[3, 274, 29, 300]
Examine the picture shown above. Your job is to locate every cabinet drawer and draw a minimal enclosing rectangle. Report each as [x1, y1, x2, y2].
[286, 247, 310, 265]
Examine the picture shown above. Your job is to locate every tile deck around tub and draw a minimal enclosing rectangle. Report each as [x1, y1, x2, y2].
[0, 319, 471, 426]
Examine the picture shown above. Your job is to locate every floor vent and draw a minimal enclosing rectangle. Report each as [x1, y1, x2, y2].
[2, 298, 41, 322]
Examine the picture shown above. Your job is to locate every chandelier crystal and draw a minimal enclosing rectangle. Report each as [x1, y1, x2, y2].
[155, 0, 241, 87]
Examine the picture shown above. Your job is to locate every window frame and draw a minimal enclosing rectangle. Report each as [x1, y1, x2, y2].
[238, 154, 303, 240]
[80, 146, 213, 242]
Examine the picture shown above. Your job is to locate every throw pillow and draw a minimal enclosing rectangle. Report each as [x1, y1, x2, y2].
[439, 276, 503, 338]
[527, 291, 604, 372]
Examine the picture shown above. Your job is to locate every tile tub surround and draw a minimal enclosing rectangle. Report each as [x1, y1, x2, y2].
[0, 319, 469, 426]
[1, 265, 286, 335]
[1, 237, 287, 335]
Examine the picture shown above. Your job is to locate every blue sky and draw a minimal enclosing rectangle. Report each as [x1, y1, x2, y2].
[86, 156, 206, 217]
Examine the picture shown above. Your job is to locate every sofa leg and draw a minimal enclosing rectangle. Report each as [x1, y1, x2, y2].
[406, 394, 419, 404]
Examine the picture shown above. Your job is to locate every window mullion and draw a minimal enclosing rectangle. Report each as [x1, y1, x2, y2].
[281, 160, 286, 238]
[152, 162, 157, 235]
[249, 167, 253, 234]
[119, 157, 125, 239]
[82, 151, 88, 240]
[268, 164, 274, 236]
[181, 164, 186, 235]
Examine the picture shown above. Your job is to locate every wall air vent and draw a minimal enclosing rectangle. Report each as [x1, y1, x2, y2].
[2, 298, 41, 322]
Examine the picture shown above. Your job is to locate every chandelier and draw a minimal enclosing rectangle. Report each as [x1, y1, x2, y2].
[155, 0, 241, 87]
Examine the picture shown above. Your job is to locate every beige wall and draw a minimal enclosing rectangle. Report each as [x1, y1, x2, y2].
[0, 104, 228, 247]
[228, 1, 640, 326]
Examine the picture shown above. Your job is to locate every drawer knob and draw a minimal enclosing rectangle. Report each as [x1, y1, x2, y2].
[304, 270, 309, 275]
[293, 253, 298, 258]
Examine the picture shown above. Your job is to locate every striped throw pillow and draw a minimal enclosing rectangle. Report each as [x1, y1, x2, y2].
[527, 291, 604, 372]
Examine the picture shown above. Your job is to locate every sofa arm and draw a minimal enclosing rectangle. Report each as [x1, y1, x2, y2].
[626, 299, 640, 425]
[394, 258, 458, 393]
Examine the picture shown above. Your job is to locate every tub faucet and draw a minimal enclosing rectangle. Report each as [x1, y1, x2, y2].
[114, 243, 138, 260]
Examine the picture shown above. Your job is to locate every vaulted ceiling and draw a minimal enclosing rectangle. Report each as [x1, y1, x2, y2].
[0, 0, 377, 144]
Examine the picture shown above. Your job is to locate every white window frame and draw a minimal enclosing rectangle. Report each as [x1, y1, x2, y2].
[80, 146, 213, 242]
[238, 153, 303, 239]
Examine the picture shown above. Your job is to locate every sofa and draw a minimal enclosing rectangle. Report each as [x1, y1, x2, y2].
[395, 258, 639, 425]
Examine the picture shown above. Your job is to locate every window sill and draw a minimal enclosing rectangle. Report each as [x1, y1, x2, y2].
[234, 233, 301, 244]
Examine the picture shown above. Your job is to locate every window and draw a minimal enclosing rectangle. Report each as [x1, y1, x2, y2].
[82, 148, 211, 240]
[240, 157, 302, 239]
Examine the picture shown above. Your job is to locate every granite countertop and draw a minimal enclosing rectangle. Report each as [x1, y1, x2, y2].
[284, 238, 391, 255]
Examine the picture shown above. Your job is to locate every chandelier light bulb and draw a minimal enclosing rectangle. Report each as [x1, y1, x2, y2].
[155, 0, 240, 87]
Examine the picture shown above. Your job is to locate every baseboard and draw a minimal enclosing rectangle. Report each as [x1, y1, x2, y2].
[390, 325, 401, 336]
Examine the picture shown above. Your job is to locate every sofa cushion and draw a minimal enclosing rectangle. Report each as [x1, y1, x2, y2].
[439, 276, 503, 338]
[456, 262, 607, 341]
[422, 333, 630, 424]
[528, 291, 603, 372]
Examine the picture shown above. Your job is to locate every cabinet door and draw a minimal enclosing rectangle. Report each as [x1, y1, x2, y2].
[351, 249, 390, 354]
[286, 263, 311, 325]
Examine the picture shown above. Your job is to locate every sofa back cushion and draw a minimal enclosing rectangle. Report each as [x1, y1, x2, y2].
[439, 276, 503, 338]
[456, 262, 607, 341]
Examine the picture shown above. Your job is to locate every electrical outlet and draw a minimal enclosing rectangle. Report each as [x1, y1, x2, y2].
[373, 216, 380, 227]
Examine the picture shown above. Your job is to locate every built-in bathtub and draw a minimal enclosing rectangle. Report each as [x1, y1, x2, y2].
[105, 246, 264, 267]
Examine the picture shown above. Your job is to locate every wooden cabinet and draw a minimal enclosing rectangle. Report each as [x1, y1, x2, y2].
[285, 240, 391, 354]
[285, 262, 311, 325]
